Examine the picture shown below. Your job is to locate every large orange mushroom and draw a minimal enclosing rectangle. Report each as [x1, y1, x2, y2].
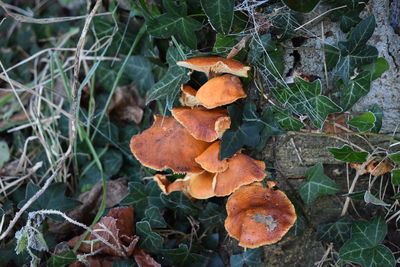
[225, 183, 296, 248]
[130, 115, 209, 173]
[195, 141, 229, 173]
[176, 56, 250, 77]
[213, 154, 266, 196]
[171, 107, 231, 142]
[196, 74, 247, 109]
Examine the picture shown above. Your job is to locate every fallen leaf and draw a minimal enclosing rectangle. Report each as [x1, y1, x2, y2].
[323, 113, 348, 133]
[69, 256, 114, 267]
[48, 179, 129, 240]
[107, 86, 145, 124]
[68, 206, 137, 257]
[134, 249, 162, 267]
[350, 159, 393, 176]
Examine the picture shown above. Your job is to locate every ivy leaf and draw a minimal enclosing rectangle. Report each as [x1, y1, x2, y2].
[124, 56, 155, 95]
[368, 104, 383, 133]
[230, 247, 263, 267]
[97, 61, 130, 90]
[220, 121, 263, 159]
[161, 191, 200, 216]
[146, 47, 190, 109]
[331, 16, 377, 82]
[362, 57, 389, 80]
[339, 216, 395, 267]
[249, 34, 284, 78]
[162, 244, 208, 267]
[213, 34, 237, 55]
[340, 71, 372, 111]
[289, 78, 342, 129]
[147, 0, 202, 48]
[272, 106, 304, 131]
[144, 206, 167, 228]
[299, 163, 339, 205]
[324, 44, 340, 71]
[102, 148, 123, 177]
[48, 251, 76, 267]
[282, 0, 320, 13]
[364, 191, 390, 207]
[0, 141, 10, 169]
[348, 111, 376, 132]
[254, 107, 285, 150]
[317, 216, 354, 247]
[136, 221, 163, 253]
[120, 181, 165, 218]
[388, 152, 400, 165]
[271, 10, 301, 40]
[334, 45, 378, 83]
[327, 145, 368, 162]
[391, 169, 400, 185]
[18, 182, 81, 213]
[338, 10, 361, 32]
[201, 0, 234, 34]
[199, 202, 226, 228]
[346, 16, 376, 52]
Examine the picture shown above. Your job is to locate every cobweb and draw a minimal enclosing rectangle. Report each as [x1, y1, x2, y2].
[233, 0, 338, 129]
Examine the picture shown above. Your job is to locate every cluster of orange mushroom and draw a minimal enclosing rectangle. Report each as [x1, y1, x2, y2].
[130, 57, 296, 248]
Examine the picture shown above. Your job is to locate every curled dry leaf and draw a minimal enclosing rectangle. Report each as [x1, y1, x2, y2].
[107, 86, 145, 124]
[48, 179, 129, 240]
[350, 159, 393, 176]
[68, 206, 137, 257]
[225, 183, 296, 248]
[49, 178, 129, 240]
[130, 115, 209, 173]
[134, 249, 162, 267]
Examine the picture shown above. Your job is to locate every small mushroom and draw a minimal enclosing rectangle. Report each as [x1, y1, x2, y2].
[195, 141, 229, 173]
[225, 183, 296, 248]
[186, 171, 215, 199]
[130, 115, 209, 173]
[153, 174, 190, 195]
[176, 56, 250, 77]
[213, 154, 266, 196]
[154, 173, 214, 200]
[196, 74, 247, 109]
[179, 84, 201, 107]
[172, 107, 231, 142]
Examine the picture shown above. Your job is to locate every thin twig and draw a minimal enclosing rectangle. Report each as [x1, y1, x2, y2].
[0, 169, 59, 240]
[0, 1, 111, 24]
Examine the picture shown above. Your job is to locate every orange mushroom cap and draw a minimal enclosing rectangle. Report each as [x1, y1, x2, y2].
[225, 183, 296, 248]
[176, 56, 250, 77]
[179, 84, 201, 107]
[186, 171, 215, 199]
[213, 154, 266, 196]
[196, 74, 247, 109]
[195, 141, 228, 173]
[171, 107, 231, 142]
[130, 115, 209, 173]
